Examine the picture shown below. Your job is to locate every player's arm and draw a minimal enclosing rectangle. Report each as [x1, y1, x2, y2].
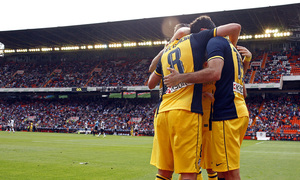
[164, 37, 225, 86]
[149, 49, 163, 72]
[148, 72, 162, 89]
[148, 27, 190, 73]
[236, 45, 252, 72]
[236, 45, 251, 99]
[165, 58, 224, 86]
[216, 23, 241, 47]
[169, 27, 190, 42]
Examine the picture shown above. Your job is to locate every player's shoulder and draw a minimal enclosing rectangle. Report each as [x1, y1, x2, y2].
[208, 36, 230, 46]
[190, 28, 216, 45]
[211, 36, 227, 41]
[192, 28, 215, 37]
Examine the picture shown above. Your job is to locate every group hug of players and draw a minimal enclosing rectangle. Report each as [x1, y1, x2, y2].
[148, 15, 251, 180]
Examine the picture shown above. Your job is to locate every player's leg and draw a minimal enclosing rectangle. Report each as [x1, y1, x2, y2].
[223, 169, 240, 180]
[170, 110, 202, 178]
[156, 169, 173, 180]
[211, 121, 230, 179]
[180, 173, 197, 180]
[202, 130, 217, 180]
[201, 105, 218, 180]
[99, 129, 103, 136]
[211, 117, 249, 180]
[217, 172, 225, 180]
[150, 111, 158, 167]
[150, 112, 174, 179]
[178, 168, 202, 180]
[206, 169, 217, 180]
[223, 117, 248, 180]
[197, 168, 203, 180]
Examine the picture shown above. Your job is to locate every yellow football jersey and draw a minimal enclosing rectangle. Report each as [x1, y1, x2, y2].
[155, 28, 217, 114]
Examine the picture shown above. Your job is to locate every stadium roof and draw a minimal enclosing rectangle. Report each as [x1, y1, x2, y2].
[0, 3, 299, 49]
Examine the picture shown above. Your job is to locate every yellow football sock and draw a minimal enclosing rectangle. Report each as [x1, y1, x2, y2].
[156, 174, 172, 180]
[197, 168, 203, 180]
[208, 172, 218, 180]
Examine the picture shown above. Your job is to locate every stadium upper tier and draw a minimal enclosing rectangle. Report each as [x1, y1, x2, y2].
[0, 58, 150, 88]
[0, 50, 299, 88]
[244, 50, 300, 84]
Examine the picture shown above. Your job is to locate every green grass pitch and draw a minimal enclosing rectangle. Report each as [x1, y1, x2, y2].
[0, 131, 299, 180]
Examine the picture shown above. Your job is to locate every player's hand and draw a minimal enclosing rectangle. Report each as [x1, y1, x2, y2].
[236, 45, 252, 58]
[164, 68, 181, 87]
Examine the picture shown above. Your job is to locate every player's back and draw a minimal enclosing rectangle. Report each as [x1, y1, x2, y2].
[156, 29, 216, 114]
[206, 36, 248, 120]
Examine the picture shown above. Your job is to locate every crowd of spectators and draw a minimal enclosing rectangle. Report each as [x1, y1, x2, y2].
[0, 49, 299, 139]
[245, 49, 300, 84]
[1, 49, 299, 88]
[0, 58, 151, 88]
[0, 97, 156, 135]
[1, 93, 299, 138]
[246, 94, 300, 137]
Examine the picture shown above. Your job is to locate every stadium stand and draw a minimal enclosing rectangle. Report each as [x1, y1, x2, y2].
[0, 49, 298, 88]
[0, 97, 155, 136]
[0, 50, 299, 140]
[0, 3, 299, 140]
[0, 58, 151, 88]
[246, 94, 300, 140]
[245, 50, 300, 84]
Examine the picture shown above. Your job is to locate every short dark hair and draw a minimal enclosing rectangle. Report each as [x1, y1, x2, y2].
[189, 15, 216, 33]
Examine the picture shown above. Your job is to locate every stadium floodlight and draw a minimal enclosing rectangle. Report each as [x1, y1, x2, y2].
[16, 49, 28, 53]
[0, 42, 4, 57]
[123, 42, 137, 47]
[274, 32, 291, 37]
[265, 29, 279, 34]
[4, 49, 15, 53]
[94, 44, 107, 49]
[29, 48, 41, 52]
[153, 40, 168, 45]
[41, 48, 52, 52]
[4, 49, 10, 53]
[109, 43, 122, 48]
[1, 30, 293, 54]
[138, 41, 152, 46]
[239, 35, 253, 40]
[255, 34, 271, 39]
[61, 46, 80, 51]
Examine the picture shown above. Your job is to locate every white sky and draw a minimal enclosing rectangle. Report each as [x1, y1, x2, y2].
[1, 0, 299, 31]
